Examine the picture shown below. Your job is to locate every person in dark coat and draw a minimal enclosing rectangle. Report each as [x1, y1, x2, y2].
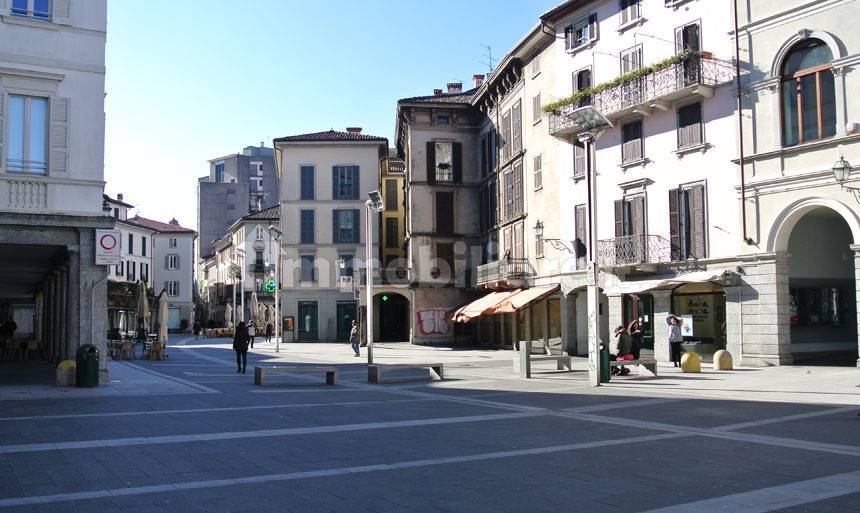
[233, 321, 250, 374]
[192, 321, 201, 340]
[628, 320, 643, 360]
[265, 323, 273, 343]
[612, 325, 633, 376]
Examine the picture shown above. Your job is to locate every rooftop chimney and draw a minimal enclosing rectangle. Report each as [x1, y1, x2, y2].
[447, 82, 463, 94]
[473, 74, 485, 88]
[433, 88, 443, 96]
[117, 193, 124, 201]
[346, 127, 362, 134]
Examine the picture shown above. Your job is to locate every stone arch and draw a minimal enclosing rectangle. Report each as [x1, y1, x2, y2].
[770, 29, 846, 78]
[768, 197, 860, 253]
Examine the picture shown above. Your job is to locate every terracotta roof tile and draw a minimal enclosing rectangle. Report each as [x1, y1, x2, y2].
[398, 87, 478, 105]
[273, 130, 387, 143]
[127, 216, 196, 234]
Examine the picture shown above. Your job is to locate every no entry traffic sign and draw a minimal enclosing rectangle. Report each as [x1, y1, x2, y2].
[96, 229, 121, 265]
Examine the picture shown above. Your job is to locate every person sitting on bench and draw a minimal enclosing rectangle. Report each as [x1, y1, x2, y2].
[612, 325, 634, 376]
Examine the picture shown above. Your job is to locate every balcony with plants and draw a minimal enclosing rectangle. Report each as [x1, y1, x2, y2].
[545, 51, 734, 137]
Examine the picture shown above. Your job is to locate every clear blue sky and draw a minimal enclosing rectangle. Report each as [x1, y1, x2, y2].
[104, 0, 560, 229]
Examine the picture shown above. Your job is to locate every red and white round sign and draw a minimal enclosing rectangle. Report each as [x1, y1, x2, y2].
[99, 232, 117, 251]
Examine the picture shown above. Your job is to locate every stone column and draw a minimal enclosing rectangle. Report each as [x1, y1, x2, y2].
[59, 268, 68, 361]
[724, 285, 742, 362]
[606, 295, 623, 354]
[651, 290, 673, 363]
[561, 292, 578, 355]
[736, 253, 792, 366]
[853, 245, 860, 367]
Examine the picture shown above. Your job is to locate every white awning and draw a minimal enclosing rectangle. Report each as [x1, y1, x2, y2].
[604, 270, 733, 296]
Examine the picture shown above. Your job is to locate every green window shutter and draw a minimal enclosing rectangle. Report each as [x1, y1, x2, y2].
[426, 141, 436, 185]
[332, 167, 339, 199]
[669, 188, 681, 261]
[691, 185, 707, 258]
[352, 209, 361, 243]
[332, 209, 340, 244]
[351, 166, 360, 199]
[452, 142, 462, 183]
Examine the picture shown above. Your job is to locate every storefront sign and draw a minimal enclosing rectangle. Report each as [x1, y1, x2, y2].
[681, 315, 694, 336]
[95, 229, 121, 266]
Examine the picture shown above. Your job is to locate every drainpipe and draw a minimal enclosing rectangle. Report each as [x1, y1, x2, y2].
[734, 0, 755, 246]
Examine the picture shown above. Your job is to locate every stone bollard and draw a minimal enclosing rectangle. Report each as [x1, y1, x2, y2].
[681, 352, 701, 373]
[712, 349, 733, 370]
[56, 359, 76, 386]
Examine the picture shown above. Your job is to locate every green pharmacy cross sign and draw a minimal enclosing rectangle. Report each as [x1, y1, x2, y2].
[265, 279, 277, 294]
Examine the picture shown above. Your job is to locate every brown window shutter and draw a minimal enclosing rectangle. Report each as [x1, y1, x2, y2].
[614, 200, 624, 237]
[669, 188, 681, 260]
[435, 192, 454, 235]
[503, 227, 512, 258]
[426, 142, 436, 185]
[691, 185, 706, 258]
[633, 196, 646, 235]
[452, 142, 462, 183]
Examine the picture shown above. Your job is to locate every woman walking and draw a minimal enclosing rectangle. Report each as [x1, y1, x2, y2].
[667, 314, 684, 367]
[265, 323, 273, 343]
[349, 320, 360, 357]
[248, 321, 256, 349]
[233, 321, 250, 374]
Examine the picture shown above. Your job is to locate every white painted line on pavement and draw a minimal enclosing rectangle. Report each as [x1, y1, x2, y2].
[0, 431, 686, 508]
[639, 470, 860, 513]
[0, 411, 539, 455]
[0, 397, 436, 422]
[714, 405, 859, 432]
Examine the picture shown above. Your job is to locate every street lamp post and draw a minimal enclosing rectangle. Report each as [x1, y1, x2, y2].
[236, 248, 245, 323]
[365, 190, 384, 365]
[268, 225, 283, 353]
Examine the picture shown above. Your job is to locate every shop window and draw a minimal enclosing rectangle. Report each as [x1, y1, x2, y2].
[672, 285, 726, 346]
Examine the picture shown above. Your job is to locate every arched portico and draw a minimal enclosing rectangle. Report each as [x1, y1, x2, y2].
[374, 291, 410, 342]
[768, 197, 860, 253]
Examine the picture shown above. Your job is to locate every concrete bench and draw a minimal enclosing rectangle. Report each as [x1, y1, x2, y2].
[254, 366, 337, 386]
[608, 357, 658, 377]
[516, 344, 572, 378]
[367, 363, 444, 384]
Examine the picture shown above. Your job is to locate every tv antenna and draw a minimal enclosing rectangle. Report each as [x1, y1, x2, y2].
[480, 44, 496, 73]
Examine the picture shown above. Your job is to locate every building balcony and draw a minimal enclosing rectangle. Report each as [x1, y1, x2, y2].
[597, 234, 672, 272]
[475, 258, 535, 289]
[548, 53, 734, 138]
[248, 262, 272, 275]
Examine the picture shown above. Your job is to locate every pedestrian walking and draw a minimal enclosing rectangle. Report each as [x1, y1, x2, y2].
[628, 320, 643, 360]
[265, 323, 273, 343]
[248, 321, 256, 349]
[192, 320, 201, 340]
[349, 320, 360, 357]
[233, 321, 250, 374]
[667, 314, 684, 367]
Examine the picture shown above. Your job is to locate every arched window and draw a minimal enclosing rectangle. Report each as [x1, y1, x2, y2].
[781, 39, 836, 146]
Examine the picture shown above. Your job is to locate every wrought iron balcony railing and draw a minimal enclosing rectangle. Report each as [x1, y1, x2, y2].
[597, 234, 672, 268]
[549, 54, 734, 137]
[475, 258, 535, 286]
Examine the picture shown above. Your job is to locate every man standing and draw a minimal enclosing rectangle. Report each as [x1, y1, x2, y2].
[349, 320, 359, 357]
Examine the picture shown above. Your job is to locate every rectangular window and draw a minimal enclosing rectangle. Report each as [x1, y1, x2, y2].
[385, 217, 399, 248]
[300, 165, 315, 200]
[141, 263, 148, 284]
[614, 196, 646, 264]
[300, 255, 315, 282]
[533, 155, 542, 190]
[622, 120, 643, 163]
[620, 45, 643, 106]
[256, 226, 264, 240]
[142, 237, 147, 257]
[677, 102, 703, 148]
[116, 260, 124, 277]
[385, 179, 398, 211]
[511, 100, 522, 153]
[170, 237, 177, 248]
[215, 162, 224, 183]
[337, 254, 354, 278]
[332, 209, 358, 243]
[167, 254, 179, 270]
[11, 0, 49, 20]
[512, 161, 523, 216]
[513, 222, 524, 259]
[504, 169, 514, 219]
[435, 242, 455, 277]
[670, 184, 707, 260]
[113, 208, 119, 219]
[575, 204, 587, 269]
[532, 94, 542, 123]
[434, 142, 454, 182]
[128, 234, 134, 255]
[300, 210, 315, 244]
[333, 165, 359, 199]
[530, 57, 540, 77]
[7, 95, 47, 174]
[573, 140, 586, 178]
[167, 281, 179, 297]
[501, 112, 512, 161]
[436, 114, 450, 125]
[565, 14, 598, 50]
[435, 191, 454, 235]
[620, 0, 640, 25]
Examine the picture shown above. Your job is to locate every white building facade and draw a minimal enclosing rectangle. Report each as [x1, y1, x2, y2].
[273, 129, 385, 342]
[0, 0, 111, 376]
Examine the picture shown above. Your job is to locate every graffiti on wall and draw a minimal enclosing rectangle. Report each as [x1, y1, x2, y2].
[417, 309, 449, 336]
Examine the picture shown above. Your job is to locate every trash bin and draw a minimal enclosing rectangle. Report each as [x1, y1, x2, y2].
[599, 342, 611, 383]
[76, 344, 99, 388]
